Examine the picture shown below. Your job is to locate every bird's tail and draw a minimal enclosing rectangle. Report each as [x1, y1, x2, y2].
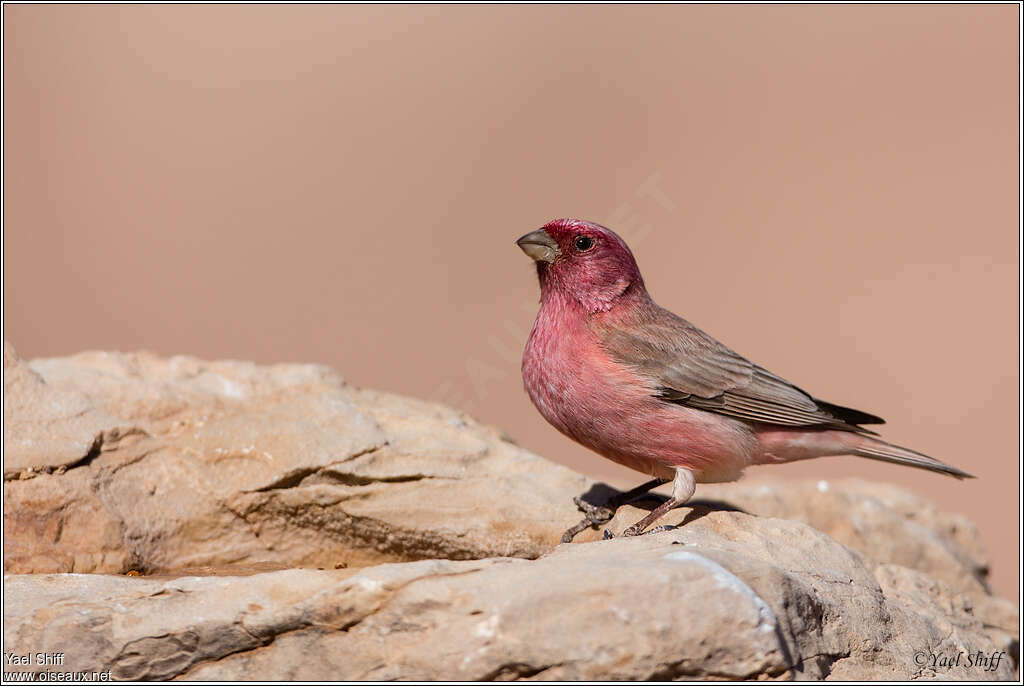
[853, 437, 975, 479]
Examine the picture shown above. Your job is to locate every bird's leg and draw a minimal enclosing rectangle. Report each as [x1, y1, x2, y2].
[560, 477, 667, 543]
[621, 468, 696, 537]
[583, 477, 667, 520]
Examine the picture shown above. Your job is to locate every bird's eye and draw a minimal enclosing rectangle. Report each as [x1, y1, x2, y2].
[574, 235, 595, 252]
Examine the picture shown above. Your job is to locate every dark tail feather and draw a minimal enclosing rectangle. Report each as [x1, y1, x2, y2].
[854, 439, 975, 479]
[815, 399, 886, 426]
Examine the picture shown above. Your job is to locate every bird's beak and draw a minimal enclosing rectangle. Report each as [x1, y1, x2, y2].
[516, 229, 560, 264]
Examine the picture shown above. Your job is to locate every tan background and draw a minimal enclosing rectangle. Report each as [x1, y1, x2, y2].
[3, 5, 1018, 599]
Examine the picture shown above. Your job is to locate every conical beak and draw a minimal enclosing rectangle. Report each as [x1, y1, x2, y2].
[516, 229, 560, 264]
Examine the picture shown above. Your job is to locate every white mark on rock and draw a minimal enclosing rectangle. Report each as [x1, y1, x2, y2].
[611, 605, 631, 622]
[664, 550, 778, 634]
[817, 480, 829, 493]
[217, 375, 246, 399]
[356, 577, 383, 592]
[474, 614, 499, 638]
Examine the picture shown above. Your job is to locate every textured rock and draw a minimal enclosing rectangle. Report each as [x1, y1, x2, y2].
[4, 346, 588, 573]
[4, 519, 1017, 680]
[2, 342, 136, 477]
[3, 344, 1018, 680]
[588, 479, 993, 597]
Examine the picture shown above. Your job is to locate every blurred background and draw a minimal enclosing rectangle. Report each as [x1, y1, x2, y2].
[3, 5, 1018, 598]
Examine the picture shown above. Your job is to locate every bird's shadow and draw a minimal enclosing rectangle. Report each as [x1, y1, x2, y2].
[576, 482, 748, 527]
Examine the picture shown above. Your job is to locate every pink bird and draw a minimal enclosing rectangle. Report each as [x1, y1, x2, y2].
[517, 218, 973, 541]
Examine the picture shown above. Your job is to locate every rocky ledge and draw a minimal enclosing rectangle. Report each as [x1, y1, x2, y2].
[3, 343, 1018, 680]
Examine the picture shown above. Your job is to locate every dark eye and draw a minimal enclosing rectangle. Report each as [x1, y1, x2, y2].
[573, 235, 595, 252]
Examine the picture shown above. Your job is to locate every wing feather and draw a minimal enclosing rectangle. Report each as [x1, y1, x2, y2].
[594, 305, 883, 432]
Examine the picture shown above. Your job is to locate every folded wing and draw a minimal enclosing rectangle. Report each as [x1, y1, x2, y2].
[594, 305, 884, 433]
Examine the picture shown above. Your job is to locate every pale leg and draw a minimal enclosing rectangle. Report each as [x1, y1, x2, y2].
[621, 467, 696, 537]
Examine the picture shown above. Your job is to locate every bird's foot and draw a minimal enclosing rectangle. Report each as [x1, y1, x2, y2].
[598, 528, 671, 544]
[621, 523, 645, 537]
[573, 496, 616, 525]
[560, 497, 618, 543]
[560, 478, 669, 543]
[608, 523, 675, 539]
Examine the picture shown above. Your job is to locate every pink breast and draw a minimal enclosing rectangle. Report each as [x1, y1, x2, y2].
[522, 302, 757, 483]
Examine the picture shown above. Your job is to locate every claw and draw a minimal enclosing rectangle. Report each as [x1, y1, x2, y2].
[621, 523, 676, 538]
[572, 496, 614, 526]
[561, 478, 669, 543]
[560, 518, 592, 543]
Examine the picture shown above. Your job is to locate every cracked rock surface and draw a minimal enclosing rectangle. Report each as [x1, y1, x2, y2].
[4, 342, 585, 573]
[3, 343, 1018, 680]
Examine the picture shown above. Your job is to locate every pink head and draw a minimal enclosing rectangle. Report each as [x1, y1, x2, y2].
[516, 218, 645, 313]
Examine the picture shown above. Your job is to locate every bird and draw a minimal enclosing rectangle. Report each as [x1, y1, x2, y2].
[516, 218, 973, 541]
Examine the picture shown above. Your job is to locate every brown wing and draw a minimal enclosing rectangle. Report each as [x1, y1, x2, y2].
[594, 305, 883, 433]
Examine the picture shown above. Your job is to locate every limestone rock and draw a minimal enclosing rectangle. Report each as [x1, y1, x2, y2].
[585, 479, 993, 597]
[2, 341, 133, 477]
[4, 520, 1016, 680]
[4, 344, 587, 573]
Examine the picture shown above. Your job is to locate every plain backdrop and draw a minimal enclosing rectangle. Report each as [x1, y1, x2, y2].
[3, 5, 1019, 600]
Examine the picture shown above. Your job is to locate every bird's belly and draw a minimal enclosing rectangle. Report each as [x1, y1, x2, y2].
[522, 336, 757, 483]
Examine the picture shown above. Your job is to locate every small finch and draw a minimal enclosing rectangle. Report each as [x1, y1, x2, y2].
[517, 219, 973, 541]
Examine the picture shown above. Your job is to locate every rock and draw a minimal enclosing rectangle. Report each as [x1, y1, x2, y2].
[3, 344, 1018, 680]
[4, 345, 588, 573]
[586, 478, 993, 597]
[2, 342, 135, 478]
[3, 521, 1017, 680]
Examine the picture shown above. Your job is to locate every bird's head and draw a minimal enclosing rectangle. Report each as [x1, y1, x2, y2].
[516, 218, 645, 313]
